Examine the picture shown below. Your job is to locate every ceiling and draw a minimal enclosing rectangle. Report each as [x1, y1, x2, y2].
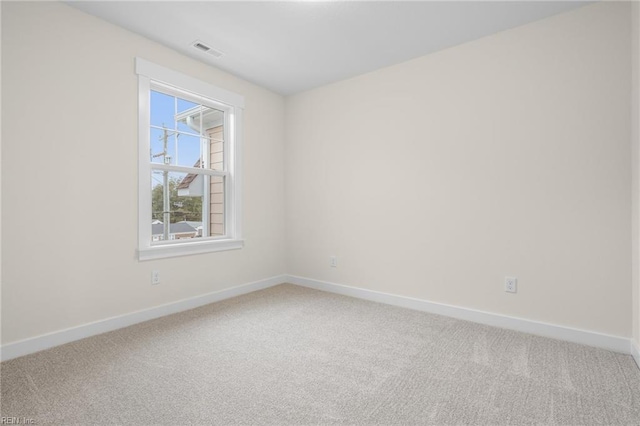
[68, 1, 590, 95]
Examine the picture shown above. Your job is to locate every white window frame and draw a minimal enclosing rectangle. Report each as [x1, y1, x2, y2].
[136, 58, 244, 261]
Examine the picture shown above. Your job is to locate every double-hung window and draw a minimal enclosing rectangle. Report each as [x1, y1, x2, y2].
[136, 58, 244, 260]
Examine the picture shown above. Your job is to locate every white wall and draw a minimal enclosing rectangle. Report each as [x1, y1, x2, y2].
[1, 2, 286, 344]
[0, 2, 3, 348]
[285, 2, 632, 337]
[633, 1, 640, 348]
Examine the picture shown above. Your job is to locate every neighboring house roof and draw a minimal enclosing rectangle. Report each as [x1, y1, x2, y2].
[177, 159, 201, 190]
[181, 221, 203, 229]
[152, 222, 197, 235]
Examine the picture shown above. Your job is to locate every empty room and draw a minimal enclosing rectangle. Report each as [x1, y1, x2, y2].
[2, 0, 640, 424]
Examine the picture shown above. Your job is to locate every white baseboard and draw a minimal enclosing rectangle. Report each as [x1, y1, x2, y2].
[2, 273, 634, 362]
[286, 275, 632, 354]
[632, 340, 640, 370]
[0, 275, 287, 362]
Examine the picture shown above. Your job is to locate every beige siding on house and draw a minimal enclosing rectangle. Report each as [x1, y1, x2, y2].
[208, 126, 224, 236]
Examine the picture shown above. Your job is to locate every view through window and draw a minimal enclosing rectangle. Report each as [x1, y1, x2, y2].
[149, 89, 226, 243]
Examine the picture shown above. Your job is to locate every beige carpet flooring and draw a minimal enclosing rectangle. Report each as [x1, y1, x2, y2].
[1, 284, 639, 425]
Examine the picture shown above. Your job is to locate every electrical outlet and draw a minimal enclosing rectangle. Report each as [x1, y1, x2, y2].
[329, 256, 338, 268]
[505, 276, 517, 293]
[152, 270, 160, 285]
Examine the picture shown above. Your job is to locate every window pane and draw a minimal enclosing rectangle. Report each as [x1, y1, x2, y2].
[176, 98, 199, 134]
[207, 126, 224, 171]
[175, 132, 203, 168]
[151, 170, 204, 243]
[177, 98, 198, 114]
[208, 175, 225, 237]
[150, 90, 175, 128]
[175, 104, 224, 135]
[150, 127, 176, 165]
[201, 106, 224, 132]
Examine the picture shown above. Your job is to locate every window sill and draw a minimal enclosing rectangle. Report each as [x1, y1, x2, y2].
[138, 239, 244, 261]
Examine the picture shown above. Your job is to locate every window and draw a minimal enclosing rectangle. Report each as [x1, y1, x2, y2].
[136, 58, 244, 260]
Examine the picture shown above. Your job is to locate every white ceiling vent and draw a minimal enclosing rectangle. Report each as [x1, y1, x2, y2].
[191, 40, 224, 58]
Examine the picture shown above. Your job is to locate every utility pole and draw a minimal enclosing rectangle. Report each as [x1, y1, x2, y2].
[152, 126, 172, 241]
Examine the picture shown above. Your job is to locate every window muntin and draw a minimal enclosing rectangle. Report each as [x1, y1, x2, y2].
[137, 58, 243, 260]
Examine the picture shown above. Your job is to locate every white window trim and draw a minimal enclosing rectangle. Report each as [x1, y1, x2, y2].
[136, 58, 244, 261]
